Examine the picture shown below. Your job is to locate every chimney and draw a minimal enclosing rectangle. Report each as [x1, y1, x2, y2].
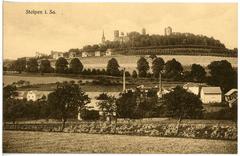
[159, 72, 162, 98]
[123, 68, 126, 92]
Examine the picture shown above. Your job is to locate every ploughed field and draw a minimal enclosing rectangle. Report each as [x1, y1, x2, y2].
[3, 130, 237, 153]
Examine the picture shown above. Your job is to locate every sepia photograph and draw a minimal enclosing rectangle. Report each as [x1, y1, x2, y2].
[2, 2, 238, 154]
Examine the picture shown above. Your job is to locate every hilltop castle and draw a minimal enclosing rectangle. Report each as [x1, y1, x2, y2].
[101, 28, 147, 44]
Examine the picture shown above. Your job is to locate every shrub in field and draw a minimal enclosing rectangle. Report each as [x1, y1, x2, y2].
[137, 57, 149, 77]
[132, 70, 138, 79]
[107, 58, 120, 76]
[69, 58, 83, 74]
[80, 109, 100, 121]
[55, 57, 68, 74]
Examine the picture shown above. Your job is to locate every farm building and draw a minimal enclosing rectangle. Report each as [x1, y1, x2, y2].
[183, 83, 200, 96]
[106, 49, 112, 56]
[225, 89, 237, 108]
[82, 51, 88, 57]
[200, 87, 222, 104]
[183, 83, 207, 96]
[26, 91, 50, 101]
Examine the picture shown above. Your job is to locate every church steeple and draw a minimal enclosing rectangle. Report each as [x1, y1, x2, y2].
[102, 30, 106, 44]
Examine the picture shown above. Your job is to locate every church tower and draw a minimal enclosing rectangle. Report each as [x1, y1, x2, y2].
[102, 30, 106, 44]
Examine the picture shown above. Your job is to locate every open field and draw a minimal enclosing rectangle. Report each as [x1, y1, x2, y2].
[3, 75, 94, 86]
[3, 75, 184, 92]
[78, 55, 238, 72]
[3, 130, 237, 153]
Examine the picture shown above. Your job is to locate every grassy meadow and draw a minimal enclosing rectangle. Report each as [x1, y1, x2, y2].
[3, 130, 237, 153]
[79, 55, 237, 72]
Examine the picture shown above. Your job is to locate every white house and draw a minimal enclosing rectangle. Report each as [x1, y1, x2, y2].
[82, 51, 88, 57]
[95, 51, 101, 57]
[183, 83, 200, 96]
[225, 89, 237, 108]
[106, 49, 112, 56]
[200, 87, 222, 104]
[26, 91, 50, 101]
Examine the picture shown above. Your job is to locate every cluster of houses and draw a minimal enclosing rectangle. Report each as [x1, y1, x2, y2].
[50, 49, 113, 60]
[13, 81, 237, 121]
[183, 83, 237, 107]
[15, 82, 237, 108]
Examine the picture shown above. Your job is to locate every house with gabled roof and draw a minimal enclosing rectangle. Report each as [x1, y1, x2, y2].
[200, 87, 222, 104]
[225, 89, 237, 108]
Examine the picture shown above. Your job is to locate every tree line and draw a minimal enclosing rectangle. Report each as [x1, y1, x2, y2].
[5, 55, 237, 93]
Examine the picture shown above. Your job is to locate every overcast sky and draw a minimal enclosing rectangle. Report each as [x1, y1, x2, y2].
[4, 3, 237, 59]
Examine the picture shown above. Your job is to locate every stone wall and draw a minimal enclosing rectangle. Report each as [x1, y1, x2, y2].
[4, 122, 237, 140]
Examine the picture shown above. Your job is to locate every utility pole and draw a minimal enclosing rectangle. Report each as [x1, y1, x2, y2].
[123, 67, 126, 92]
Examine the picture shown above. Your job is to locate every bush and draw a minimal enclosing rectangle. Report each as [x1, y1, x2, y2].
[80, 109, 100, 121]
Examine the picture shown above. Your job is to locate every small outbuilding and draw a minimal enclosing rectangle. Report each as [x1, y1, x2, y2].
[183, 83, 200, 96]
[225, 89, 237, 108]
[200, 87, 222, 104]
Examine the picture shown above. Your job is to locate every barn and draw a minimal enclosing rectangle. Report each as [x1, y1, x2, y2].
[200, 87, 222, 104]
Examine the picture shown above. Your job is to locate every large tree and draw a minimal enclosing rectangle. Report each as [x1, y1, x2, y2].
[116, 91, 138, 118]
[152, 57, 165, 78]
[207, 60, 237, 93]
[3, 85, 17, 100]
[39, 59, 54, 73]
[106, 58, 120, 76]
[69, 58, 84, 74]
[97, 94, 117, 122]
[164, 86, 203, 120]
[55, 57, 69, 73]
[11, 58, 26, 73]
[137, 57, 149, 77]
[26, 58, 38, 73]
[165, 58, 183, 80]
[190, 64, 206, 82]
[132, 70, 138, 79]
[47, 81, 90, 130]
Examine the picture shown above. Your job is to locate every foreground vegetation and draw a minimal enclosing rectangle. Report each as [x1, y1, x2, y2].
[3, 131, 237, 153]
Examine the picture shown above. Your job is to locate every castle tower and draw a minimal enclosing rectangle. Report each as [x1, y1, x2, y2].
[142, 28, 146, 35]
[164, 26, 172, 36]
[114, 30, 120, 41]
[102, 30, 106, 44]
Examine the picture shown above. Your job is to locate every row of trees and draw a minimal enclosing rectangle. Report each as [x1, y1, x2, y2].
[6, 55, 237, 93]
[7, 57, 84, 74]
